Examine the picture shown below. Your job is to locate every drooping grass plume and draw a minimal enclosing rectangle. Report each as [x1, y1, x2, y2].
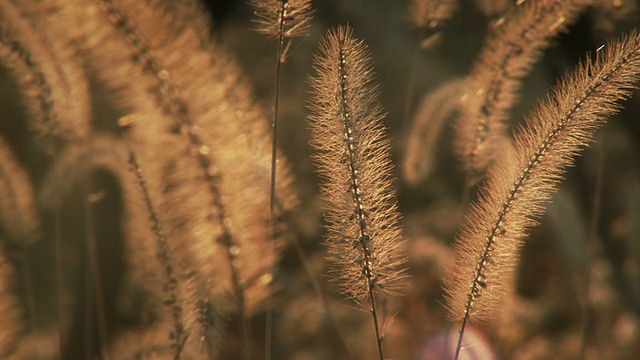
[455, 0, 588, 183]
[402, 78, 466, 186]
[123, 113, 241, 357]
[94, 3, 286, 316]
[24, 4, 295, 356]
[126, 149, 189, 357]
[30, 3, 290, 356]
[308, 25, 407, 360]
[124, 104, 290, 357]
[0, 0, 90, 151]
[445, 31, 640, 359]
[402, 0, 458, 130]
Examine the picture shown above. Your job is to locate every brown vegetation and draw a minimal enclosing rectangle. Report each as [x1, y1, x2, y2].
[0, 0, 639, 359]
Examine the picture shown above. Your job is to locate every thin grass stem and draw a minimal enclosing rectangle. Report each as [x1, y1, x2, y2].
[401, 40, 422, 131]
[580, 132, 605, 359]
[82, 178, 111, 360]
[264, 8, 285, 359]
[54, 204, 63, 358]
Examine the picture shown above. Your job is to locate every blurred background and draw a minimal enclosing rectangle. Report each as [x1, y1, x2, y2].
[1, 0, 639, 359]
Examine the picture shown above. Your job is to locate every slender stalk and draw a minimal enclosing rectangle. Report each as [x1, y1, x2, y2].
[83, 209, 93, 360]
[580, 132, 605, 358]
[83, 178, 111, 360]
[264, 3, 286, 358]
[21, 245, 36, 329]
[368, 287, 384, 360]
[54, 204, 64, 358]
[447, 31, 640, 358]
[254, 1, 313, 357]
[308, 26, 407, 360]
[401, 39, 422, 131]
[274, 198, 352, 356]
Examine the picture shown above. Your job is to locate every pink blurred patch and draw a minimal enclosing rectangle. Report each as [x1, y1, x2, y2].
[420, 327, 497, 360]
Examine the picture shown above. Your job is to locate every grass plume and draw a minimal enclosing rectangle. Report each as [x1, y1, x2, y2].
[0, 0, 90, 151]
[251, 0, 313, 62]
[455, 0, 587, 182]
[402, 77, 466, 186]
[308, 25, 407, 359]
[33, 1, 286, 355]
[445, 30, 640, 359]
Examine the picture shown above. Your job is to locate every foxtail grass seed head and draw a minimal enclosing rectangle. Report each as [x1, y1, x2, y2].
[455, 0, 588, 179]
[251, 0, 313, 62]
[446, 31, 640, 356]
[308, 25, 407, 307]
